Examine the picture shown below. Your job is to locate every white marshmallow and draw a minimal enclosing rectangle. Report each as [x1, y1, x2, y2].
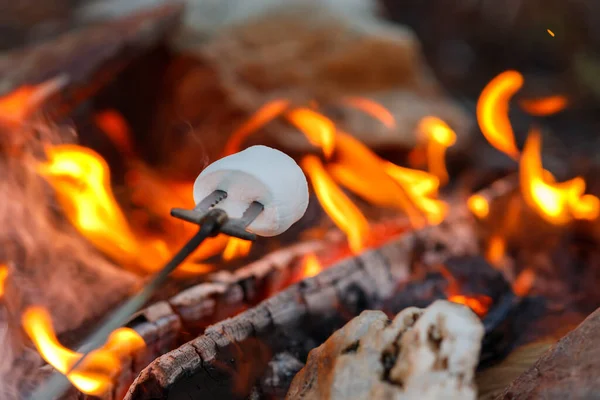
[193, 145, 309, 237]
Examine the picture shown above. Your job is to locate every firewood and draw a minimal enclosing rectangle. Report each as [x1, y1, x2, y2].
[0, 3, 184, 121]
[495, 305, 600, 399]
[122, 210, 493, 400]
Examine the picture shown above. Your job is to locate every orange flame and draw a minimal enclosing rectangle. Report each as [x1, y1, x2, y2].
[22, 307, 145, 396]
[0, 265, 7, 298]
[384, 163, 448, 225]
[467, 194, 490, 219]
[301, 253, 323, 278]
[301, 155, 369, 253]
[519, 95, 568, 116]
[222, 237, 253, 261]
[0, 77, 67, 127]
[94, 110, 134, 156]
[342, 97, 396, 129]
[440, 266, 491, 317]
[224, 99, 289, 156]
[418, 116, 457, 185]
[520, 129, 599, 224]
[486, 235, 506, 266]
[37, 145, 140, 262]
[477, 70, 523, 159]
[37, 144, 216, 276]
[327, 131, 426, 227]
[513, 268, 536, 297]
[286, 108, 336, 158]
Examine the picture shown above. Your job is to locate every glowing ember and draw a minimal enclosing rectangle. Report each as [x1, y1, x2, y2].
[467, 194, 490, 219]
[519, 95, 568, 116]
[513, 268, 536, 297]
[341, 97, 396, 129]
[520, 129, 599, 224]
[301, 253, 323, 278]
[222, 237, 253, 261]
[418, 116, 457, 185]
[448, 295, 492, 317]
[547, 29, 555, 37]
[22, 307, 145, 396]
[0, 265, 7, 298]
[477, 70, 523, 159]
[287, 108, 336, 159]
[486, 235, 506, 267]
[94, 110, 135, 156]
[441, 266, 491, 317]
[224, 99, 289, 156]
[301, 155, 369, 253]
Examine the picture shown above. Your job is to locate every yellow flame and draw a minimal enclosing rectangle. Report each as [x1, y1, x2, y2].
[384, 163, 448, 225]
[301, 155, 369, 253]
[37, 145, 141, 260]
[224, 99, 289, 156]
[477, 70, 523, 159]
[342, 97, 396, 129]
[520, 129, 599, 224]
[301, 253, 323, 278]
[326, 131, 426, 227]
[222, 237, 253, 261]
[22, 307, 145, 396]
[287, 108, 336, 158]
[418, 116, 457, 185]
[467, 194, 490, 219]
[37, 144, 216, 276]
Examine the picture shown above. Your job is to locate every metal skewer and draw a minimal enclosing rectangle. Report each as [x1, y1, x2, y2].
[29, 190, 264, 400]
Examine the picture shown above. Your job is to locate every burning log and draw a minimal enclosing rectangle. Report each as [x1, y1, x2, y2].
[496, 305, 600, 399]
[0, 3, 184, 123]
[120, 209, 516, 400]
[286, 300, 484, 400]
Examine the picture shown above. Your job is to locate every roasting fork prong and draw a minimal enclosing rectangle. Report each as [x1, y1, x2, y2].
[171, 190, 264, 240]
[29, 190, 265, 400]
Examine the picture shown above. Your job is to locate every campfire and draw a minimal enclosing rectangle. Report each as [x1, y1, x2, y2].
[2, 1, 600, 399]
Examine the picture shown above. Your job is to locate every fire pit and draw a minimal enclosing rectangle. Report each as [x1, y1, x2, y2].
[1, 1, 600, 400]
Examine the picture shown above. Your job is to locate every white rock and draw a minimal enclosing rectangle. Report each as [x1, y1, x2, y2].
[193, 145, 309, 237]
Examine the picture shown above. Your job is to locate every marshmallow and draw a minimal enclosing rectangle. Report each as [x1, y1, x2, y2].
[193, 145, 309, 237]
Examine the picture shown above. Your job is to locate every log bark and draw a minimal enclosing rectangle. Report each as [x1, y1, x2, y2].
[123, 209, 512, 400]
[495, 305, 600, 399]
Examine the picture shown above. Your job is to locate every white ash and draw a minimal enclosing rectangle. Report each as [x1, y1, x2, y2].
[193, 145, 309, 237]
[286, 300, 484, 400]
